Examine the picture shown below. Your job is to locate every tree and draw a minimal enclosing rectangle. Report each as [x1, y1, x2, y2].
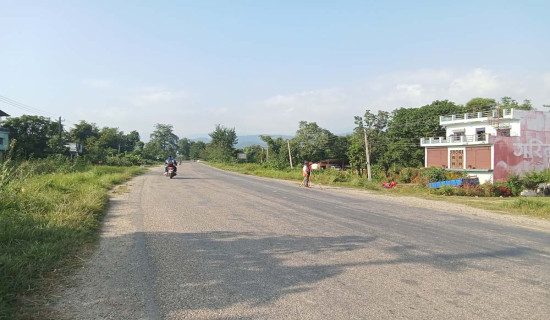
[2, 115, 62, 158]
[243, 144, 264, 163]
[189, 140, 206, 160]
[207, 124, 238, 162]
[500, 96, 534, 110]
[123, 130, 141, 153]
[177, 138, 191, 160]
[68, 120, 100, 144]
[327, 135, 350, 163]
[465, 98, 496, 112]
[292, 121, 334, 164]
[144, 124, 179, 160]
[346, 132, 365, 175]
[260, 135, 289, 168]
[349, 109, 390, 176]
[98, 127, 124, 154]
[385, 100, 463, 168]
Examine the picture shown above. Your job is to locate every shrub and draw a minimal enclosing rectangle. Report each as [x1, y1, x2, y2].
[444, 170, 466, 180]
[439, 185, 455, 196]
[522, 170, 549, 190]
[496, 186, 512, 197]
[454, 186, 467, 196]
[506, 174, 523, 196]
[479, 184, 495, 197]
[420, 167, 446, 184]
[398, 167, 420, 183]
[462, 184, 484, 197]
[104, 153, 145, 166]
[370, 164, 388, 181]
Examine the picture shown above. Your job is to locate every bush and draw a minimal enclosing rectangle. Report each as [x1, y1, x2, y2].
[444, 170, 466, 180]
[462, 184, 484, 197]
[370, 164, 388, 181]
[493, 186, 512, 197]
[104, 153, 145, 166]
[438, 185, 455, 196]
[478, 184, 495, 197]
[506, 174, 524, 196]
[522, 170, 549, 190]
[420, 167, 446, 184]
[398, 167, 420, 183]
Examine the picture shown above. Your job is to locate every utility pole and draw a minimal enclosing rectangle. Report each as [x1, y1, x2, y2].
[58, 116, 62, 151]
[266, 145, 269, 162]
[363, 127, 372, 181]
[287, 140, 293, 168]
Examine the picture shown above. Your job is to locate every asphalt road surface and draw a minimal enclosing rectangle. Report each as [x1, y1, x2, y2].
[58, 162, 550, 320]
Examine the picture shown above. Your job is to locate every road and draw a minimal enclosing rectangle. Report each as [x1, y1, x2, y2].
[57, 162, 550, 320]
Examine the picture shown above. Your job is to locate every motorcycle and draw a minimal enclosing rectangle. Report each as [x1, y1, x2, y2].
[164, 165, 177, 179]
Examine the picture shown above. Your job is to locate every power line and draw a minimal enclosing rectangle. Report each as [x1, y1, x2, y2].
[0, 94, 58, 118]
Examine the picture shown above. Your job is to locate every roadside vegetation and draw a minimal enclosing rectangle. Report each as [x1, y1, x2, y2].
[0, 156, 144, 319]
[210, 162, 550, 220]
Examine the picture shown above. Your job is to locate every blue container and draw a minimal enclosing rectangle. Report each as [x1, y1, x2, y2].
[427, 178, 463, 188]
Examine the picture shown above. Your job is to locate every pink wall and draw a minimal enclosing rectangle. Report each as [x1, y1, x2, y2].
[491, 111, 550, 181]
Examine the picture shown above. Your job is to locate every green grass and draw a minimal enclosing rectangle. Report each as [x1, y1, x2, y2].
[387, 184, 550, 219]
[0, 164, 144, 319]
[211, 162, 382, 190]
[210, 162, 550, 220]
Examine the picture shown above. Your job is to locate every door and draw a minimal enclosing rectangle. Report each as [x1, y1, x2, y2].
[450, 150, 464, 169]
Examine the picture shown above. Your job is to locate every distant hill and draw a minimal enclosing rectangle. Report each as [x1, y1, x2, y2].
[190, 134, 293, 149]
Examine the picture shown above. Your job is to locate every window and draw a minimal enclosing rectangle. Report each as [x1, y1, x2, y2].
[0, 137, 3, 145]
[452, 131, 464, 142]
[476, 128, 486, 141]
[497, 128, 510, 137]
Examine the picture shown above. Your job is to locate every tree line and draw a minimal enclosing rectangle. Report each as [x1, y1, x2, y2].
[242, 97, 535, 177]
[0, 96, 535, 171]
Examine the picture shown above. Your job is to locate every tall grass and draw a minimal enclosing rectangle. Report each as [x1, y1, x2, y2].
[0, 158, 144, 319]
[499, 198, 550, 219]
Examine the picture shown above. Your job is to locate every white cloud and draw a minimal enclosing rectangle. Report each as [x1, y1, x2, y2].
[130, 87, 189, 107]
[248, 68, 550, 134]
[68, 69, 550, 138]
[81, 78, 111, 88]
[449, 68, 499, 97]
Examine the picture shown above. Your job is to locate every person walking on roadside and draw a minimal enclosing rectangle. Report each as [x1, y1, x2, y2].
[302, 161, 311, 187]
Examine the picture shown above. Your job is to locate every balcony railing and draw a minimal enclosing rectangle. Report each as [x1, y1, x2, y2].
[420, 134, 490, 145]
[440, 108, 514, 123]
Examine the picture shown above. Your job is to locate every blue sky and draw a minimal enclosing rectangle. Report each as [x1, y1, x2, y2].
[1, 0, 549, 139]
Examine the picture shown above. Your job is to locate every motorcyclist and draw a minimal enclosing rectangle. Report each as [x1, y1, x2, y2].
[164, 156, 178, 174]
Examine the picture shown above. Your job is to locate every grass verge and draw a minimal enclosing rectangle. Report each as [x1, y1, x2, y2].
[0, 165, 145, 319]
[209, 162, 550, 220]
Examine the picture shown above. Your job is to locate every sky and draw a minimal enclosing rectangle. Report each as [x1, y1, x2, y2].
[1, 0, 549, 140]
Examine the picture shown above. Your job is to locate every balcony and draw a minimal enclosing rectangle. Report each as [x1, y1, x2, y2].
[420, 134, 491, 146]
[440, 108, 515, 124]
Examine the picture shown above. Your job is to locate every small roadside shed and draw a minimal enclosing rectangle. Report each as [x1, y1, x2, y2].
[0, 110, 11, 158]
[317, 159, 347, 170]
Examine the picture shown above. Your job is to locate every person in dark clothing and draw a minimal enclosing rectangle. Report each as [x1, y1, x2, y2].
[302, 161, 311, 187]
[164, 156, 177, 173]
